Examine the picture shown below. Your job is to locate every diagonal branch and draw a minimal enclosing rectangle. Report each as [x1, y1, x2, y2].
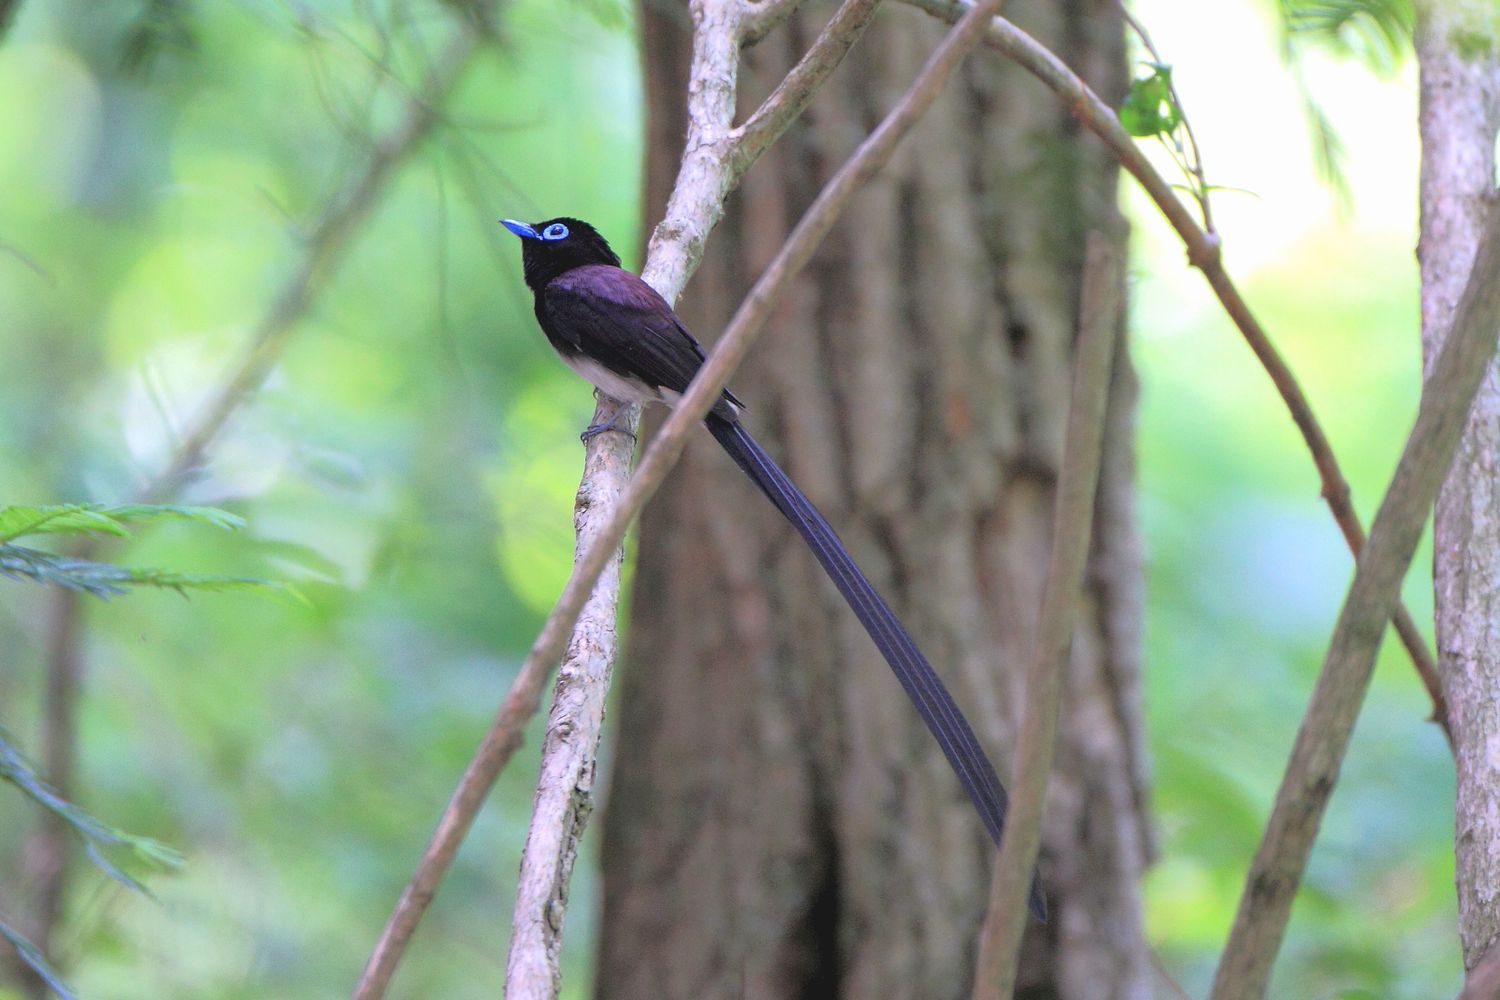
[901, 0, 1451, 744]
[356, 0, 1014, 993]
[972, 232, 1121, 1000]
[1209, 195, 1500, 1000]
[730, 0, 882, 172]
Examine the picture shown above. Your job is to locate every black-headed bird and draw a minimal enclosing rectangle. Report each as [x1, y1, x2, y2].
[502, 216, 1044, 920]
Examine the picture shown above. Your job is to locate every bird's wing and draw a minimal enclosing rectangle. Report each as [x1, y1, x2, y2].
[543, 265, 745, 411]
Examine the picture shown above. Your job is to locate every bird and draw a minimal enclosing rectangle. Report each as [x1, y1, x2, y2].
[502, 215, 1045, 921]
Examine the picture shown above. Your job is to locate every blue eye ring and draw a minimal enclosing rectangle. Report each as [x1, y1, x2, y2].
[542, 222, 569, 241]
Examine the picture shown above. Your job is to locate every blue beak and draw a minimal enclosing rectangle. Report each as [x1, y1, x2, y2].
[501, 218, 540, 240]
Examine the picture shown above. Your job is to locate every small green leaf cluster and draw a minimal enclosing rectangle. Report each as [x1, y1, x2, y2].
[1119, 62, 1183, 139]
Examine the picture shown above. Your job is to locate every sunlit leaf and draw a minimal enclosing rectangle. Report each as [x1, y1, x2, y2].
[0, 505, 130, 542]
[1119, 62, 1184, 138]
[102, 504, 246, 532]
[0, 503, 243, 543]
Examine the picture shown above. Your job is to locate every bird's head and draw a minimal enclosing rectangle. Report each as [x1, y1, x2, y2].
[500, 216, 622, 289]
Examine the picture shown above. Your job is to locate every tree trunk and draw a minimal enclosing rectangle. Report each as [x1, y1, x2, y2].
[597, 3, 1150, 997]
[1414, 0, 1500, 976]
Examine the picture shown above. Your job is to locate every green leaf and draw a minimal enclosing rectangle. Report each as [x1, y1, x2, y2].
[0, 503, 244, 543]
[1119, 62, 1184, 138]
[103, 504, 246, 532]
[0, 920, 75, 1000]
[0, 543, 289, 600]
[0, 505, 130, 542]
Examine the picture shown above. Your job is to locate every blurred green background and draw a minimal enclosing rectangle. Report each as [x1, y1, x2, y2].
[0, 0, 1457, 997]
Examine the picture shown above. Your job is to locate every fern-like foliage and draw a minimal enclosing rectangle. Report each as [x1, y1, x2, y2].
[0, 501, 283, 994]
[1, 729, 185, 999]
[0, 731, 183, 888]
[0, 544, 271, 598]
[1276, 0, 1413, 199]
[1280, 0, 1413, 71]
[0, 503, 244, 543]
[0, 503, 293, 599]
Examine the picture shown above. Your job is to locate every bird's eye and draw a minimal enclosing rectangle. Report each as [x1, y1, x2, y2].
[542, 223, 570, 241]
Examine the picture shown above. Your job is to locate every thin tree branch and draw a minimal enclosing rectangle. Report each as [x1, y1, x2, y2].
[901, 0, 1451, 745]
[730, 0, 883, 172]
[356, 0, 1010, 993]
[501, 392, 632, 1000]
[16, 13, 494, 993]
[641, 0, 882, 297]
[971, 233, 1121, 1000]
[739, 0, 803, 45]
[1210, 194, 1500, 1000]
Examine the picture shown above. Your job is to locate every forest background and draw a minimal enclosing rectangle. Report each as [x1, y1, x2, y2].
[0, 0, 1456, 997]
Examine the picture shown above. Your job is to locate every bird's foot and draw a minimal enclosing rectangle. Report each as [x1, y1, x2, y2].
[580, 412, 635, 444]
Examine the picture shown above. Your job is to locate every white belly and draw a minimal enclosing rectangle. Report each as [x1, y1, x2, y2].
[559, 352, 741, 418]
[561, 354, 660, 406]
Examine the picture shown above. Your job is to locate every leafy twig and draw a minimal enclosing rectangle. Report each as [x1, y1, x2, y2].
[1117, 4, 1214, 233]
[1, 726, 185, 1000]
[1, 732, 183, 886]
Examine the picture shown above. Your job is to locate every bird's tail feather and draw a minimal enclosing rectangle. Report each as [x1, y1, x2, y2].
[706, 415, 1045, 921]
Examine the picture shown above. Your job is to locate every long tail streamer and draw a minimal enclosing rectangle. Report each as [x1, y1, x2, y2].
[706, 415, 1046, 921]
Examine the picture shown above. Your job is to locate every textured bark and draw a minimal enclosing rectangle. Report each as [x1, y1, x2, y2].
[598, 2, 1149, 997]
[1415, 0, 1500, 973]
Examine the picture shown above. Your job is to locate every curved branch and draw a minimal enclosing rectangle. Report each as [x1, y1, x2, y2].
[901, 0, 1450, 744]
[1211, 195, 1500, 1000]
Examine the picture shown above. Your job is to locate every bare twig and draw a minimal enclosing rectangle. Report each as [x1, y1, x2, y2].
[971, 233, 1121, 1000]
[730, 0, 883, 171]
[739, 0, 803, 45]
[901, 0, 1450, 744]
[16, 13, 494, 993]
[357, 0, 1013, 993]
[1210, 195, 1500, 1000]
